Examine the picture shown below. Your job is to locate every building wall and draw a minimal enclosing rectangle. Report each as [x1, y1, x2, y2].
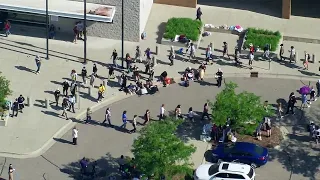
[154, 0, 197, 8]
[139, 0, 153, 35]
[69, 0, 141, 42]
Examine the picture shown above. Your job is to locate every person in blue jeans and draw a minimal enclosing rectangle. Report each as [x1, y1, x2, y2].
[120, 111, 127, 131]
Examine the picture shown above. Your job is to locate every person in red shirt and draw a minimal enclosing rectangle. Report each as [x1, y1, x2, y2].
[4, 20, 11, 37]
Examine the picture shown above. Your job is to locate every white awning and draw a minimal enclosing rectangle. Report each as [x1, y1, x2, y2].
[0, 2, 116, 23]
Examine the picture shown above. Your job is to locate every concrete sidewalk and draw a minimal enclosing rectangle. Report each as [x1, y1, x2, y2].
[0, 3, 320, 158]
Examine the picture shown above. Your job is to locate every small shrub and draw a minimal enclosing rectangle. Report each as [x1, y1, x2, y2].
[244, 28, 281, 51]
[164, 18, 202, 41]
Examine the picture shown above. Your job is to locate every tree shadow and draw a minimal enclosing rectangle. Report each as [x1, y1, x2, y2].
[60, 153, 121, 179]
[156, 22, 167, 44]
[176, 113, 207, 142]
[14, 65, 35, 73]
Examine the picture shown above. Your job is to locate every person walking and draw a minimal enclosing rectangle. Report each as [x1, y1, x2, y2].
[301, 93, 310, 108]
[54, 89, 61, 106]
[62, 80, 70, 96]
[97, 84, 105, 102]
[169, 46, 175, 66]
[129, 115, 137, 133]
[187, 43, 195, 62]
[85, 107, 92, 123]
[4, 20, 11, 37]
[222, 42, 230, 59]
[17, 94, 25, 113]
[265, 117, 272, 137]
[317, 80, 320, 97]
[81, 67, 87, 84]
[70, 82, 78, 96]
[89, 73, 96, 87]
[35, 55, 41, 74]
[144, 48, 151, 61]
[175, 105, 183, 119]
[188, 107, 194, 122]
[61, 98, 69, 120]
[279, 44, 284, 61]
[73, 23, 78, 43]
[111, 49, 118, 67]
[120, 111, 128, 131]
[102, 107, 112, 127]
[303, 51, 310, 70]
[92, 63, 98, 77]
[68, 95, 76, 113]
[143, 109, 150, 125]
[249, 52, 254, 69]
[286, 92, 297, 114]
[72, 126, 78, 145]
[215, 68, 223, 87]
[11, 99, 19, 117]
[159, 104, 166, 121]
[135, 46, 142, 63]
[108, 65, 115, 79]
[196, 7, 202, 21]
[201, 103, 210, 120]
[8, 164, 15, 180]
[277, 102, 283, 119]
[120, 73, 127, 91]
[289, 46, 296, 63]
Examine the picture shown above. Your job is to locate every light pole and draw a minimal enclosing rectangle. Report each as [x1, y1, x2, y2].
[45, 0, 49, 59]
[83, 0, 87, 64]
[121, 0, 124, 68]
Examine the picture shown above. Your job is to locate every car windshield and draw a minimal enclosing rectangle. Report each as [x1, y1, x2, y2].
[247, 167, 254, 178]
[254, 145, 264, 155]
[208, 164, 219, 176]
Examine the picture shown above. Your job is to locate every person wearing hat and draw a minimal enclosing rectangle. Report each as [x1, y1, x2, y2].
[54, 88, 61, 106]
[279, 44, 284, 61]
[35, 55, 41, 74]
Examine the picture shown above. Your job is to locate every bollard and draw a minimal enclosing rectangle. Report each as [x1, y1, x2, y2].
[88, 86, 92, 96]
[152, 56, 157, 67]
[27, 96, 33, 107]
[75, 93, 79, 104]
[295, 52, 298, 63]
[45, 98, 49, 109]
[156, 46, 159, 55]
[312, 54, 316, 63]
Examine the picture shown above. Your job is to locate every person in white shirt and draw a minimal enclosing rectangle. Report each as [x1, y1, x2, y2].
[102, 108, 112, 127]
[72, 126, 78, 145]
[159, 104, 165, 120]
[289, 46, 296, 63]
[188, 107, 194, 122]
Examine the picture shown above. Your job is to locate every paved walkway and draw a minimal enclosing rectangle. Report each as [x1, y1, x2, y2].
[0, 3, 320, 158]
[0, 77, 319, 180]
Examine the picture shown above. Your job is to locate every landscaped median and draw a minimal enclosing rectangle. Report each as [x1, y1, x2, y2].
[243, 28, 282, 51]
[161, 17, 202, 47]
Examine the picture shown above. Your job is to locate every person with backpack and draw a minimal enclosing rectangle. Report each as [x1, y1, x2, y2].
[17, 95, 25, 112]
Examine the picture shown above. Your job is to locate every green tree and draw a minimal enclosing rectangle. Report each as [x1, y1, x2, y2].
[131, 119, 196, 179]
[209, 82, 273, 135]
[0, 72, 12, 107]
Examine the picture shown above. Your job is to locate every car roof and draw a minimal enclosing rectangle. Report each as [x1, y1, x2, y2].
[234, 142, 261, 154]
[219, 162, 251, 174]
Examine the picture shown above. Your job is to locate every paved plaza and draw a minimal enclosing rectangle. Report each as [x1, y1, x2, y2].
[0, 77, 319, 180]
[0, 2, 320, 180]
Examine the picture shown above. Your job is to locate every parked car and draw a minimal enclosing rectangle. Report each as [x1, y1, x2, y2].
[212, 142, 268, 168]
[194, 162, 255, 180]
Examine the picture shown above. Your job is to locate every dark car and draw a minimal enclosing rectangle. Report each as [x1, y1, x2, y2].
[212, 142, 268, 168]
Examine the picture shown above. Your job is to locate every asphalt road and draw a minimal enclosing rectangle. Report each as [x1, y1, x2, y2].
[0, 77, 319, 180]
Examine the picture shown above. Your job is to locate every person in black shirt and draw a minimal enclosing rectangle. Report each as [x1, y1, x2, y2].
[108, 65, 115, 79]
[93, 63, 98, 77]
[81, 67, 87, 84]
[120, 73, 127, 90]
[111, 49, 118, 67]
[54, 89, 61, 106]
[17, 95, 25, 112]
[216, 68, 223, 87]
[62, 80, 70, 96]
[286, 92, 296, 114]
[12, 99, 19, 117]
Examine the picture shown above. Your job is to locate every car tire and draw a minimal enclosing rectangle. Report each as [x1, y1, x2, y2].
[250, 163, 257, 169]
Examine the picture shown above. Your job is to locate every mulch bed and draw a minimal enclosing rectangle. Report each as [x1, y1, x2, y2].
[237, 126, 283, 148]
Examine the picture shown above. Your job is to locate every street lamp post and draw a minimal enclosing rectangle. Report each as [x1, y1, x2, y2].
[45, 0, 49, 59]
[121, 0, 124, 68]
[83, 0, 87, 64]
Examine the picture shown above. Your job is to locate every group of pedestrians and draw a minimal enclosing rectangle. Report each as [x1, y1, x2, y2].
[11, 95, 25, 117]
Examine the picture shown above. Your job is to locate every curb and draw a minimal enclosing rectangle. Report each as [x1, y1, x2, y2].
[1, 74, 316, 158]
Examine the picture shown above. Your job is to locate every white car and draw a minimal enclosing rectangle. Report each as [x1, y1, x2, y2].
[194, 162, 255, 180]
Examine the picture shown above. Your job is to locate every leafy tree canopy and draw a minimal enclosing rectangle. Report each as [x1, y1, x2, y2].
[209, 82, 273, 135]
[131, 118, 196, 179]
[0, 72, 12, 108]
